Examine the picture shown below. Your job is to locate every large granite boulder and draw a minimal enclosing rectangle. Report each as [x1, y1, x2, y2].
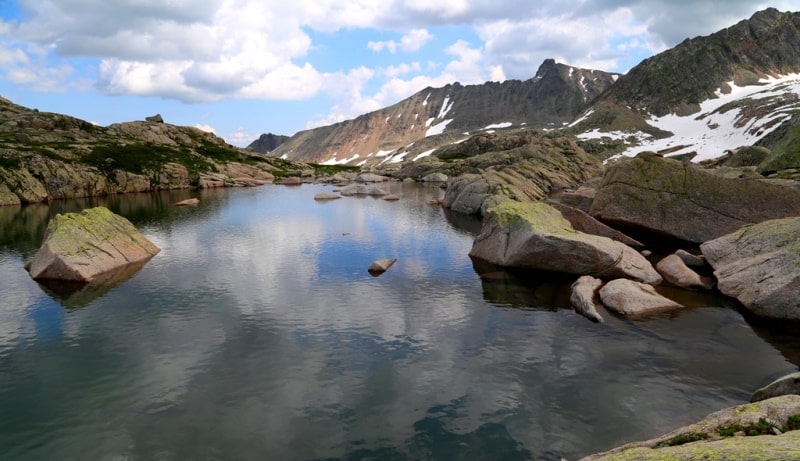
[549, 201, 642, 248]
[469, 201, 662, 284]
[25, 207, 160, 283]
[700, 217, 800, 319]
[599, 279, 682, 316]
[581, 395, 800, 461]
[590, 153, 800, 243]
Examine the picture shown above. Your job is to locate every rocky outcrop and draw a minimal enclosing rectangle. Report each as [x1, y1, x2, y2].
[442, 136, 603, 215]
[752, 373, 800, 403]
[246, 133, 290, 153]
[25, 207, 160, 283]
[599, 279, 682, 316]
[570, 276, 605, 323]
[581, 395, 800, 461]
[590, 154, 800, 243]
[700, 217, 800, 319]
[469, 201, 662, 284]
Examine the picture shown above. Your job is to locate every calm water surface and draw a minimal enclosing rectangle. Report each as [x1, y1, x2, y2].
[1, 183, 798, 460]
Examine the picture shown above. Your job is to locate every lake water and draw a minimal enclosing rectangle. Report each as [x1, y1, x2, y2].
[1, 182, 799, 461]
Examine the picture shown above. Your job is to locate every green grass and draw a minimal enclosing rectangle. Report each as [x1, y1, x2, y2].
[657, 431, 709, 447]
[83, 143, 214, 175]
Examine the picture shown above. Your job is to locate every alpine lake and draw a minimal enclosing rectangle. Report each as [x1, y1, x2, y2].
[1, 182, 799, 460]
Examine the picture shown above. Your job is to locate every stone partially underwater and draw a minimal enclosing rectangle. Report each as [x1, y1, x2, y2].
[25, 206, 160, 284]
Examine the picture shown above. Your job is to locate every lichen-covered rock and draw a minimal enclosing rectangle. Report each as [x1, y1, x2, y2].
[549, 201, 642, 248]
[599, 279, 682, 316]
[700, 217, 800, 319]
[25, 207, 160, 283]
[581, 395, 800, 461]
[469, 201, 662, 284]
[590, 154, 800, 243]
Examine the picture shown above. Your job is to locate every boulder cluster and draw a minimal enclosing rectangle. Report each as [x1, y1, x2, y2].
[456, 152, 800, 321]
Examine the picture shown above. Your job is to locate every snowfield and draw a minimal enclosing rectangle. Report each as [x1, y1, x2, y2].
[580, 74, 800, 162]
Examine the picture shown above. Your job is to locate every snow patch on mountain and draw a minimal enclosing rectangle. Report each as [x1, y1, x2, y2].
[437, 95, 454, 119]
[587, 74, 800, 162]
[413, 148, 436, 161]
[321, 153, 361, 165]
[484, 122, 512, 130]
[426, 118, 453, 137]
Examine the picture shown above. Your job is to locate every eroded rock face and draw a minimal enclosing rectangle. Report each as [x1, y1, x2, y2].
[469, 201, 662, 284]
[590, 154, 800, 243]
[25, 207, 160, 283]
[700, 217, 800, 319]
[599, 279, 682, 316]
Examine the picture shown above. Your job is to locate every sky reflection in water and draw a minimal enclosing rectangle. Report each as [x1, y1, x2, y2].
[0, 183, 798, 461]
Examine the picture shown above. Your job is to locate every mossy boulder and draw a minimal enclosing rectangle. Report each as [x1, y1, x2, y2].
[700, 217, 800, 319]
[25, 207, 160, 283]
[590, 154, 800, 243]
[469, 200, 662, 284]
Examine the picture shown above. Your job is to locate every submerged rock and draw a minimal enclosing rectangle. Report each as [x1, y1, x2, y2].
[469, 200, 662, 284]
[175, 198, 200, 206]
[368, 258, 397, 276]
[25, 207, 160, 283]
[313, 192, 342, 201]
[599, 279, 682, 316]
[700, 217, 800, 319]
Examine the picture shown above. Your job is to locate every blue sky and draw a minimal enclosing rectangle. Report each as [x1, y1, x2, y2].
[0, 1, 795, 146]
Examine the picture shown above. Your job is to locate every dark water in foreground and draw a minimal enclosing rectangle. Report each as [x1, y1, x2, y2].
[1, 183, 798, 461]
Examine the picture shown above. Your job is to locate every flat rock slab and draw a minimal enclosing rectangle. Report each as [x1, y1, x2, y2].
[314, 193, 342, 201]
[25, 207, 160, 283]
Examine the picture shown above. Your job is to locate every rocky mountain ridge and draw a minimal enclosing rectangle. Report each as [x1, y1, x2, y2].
[267, 60, 619, 165]
[247, 132, 290, 153]
[573, 8, 800, 164]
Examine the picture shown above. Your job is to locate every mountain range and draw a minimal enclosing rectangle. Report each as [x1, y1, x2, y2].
[257, 8, 800, 168]
[259, 59, 619, 165]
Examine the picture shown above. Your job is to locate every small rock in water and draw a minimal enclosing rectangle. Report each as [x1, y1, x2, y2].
[382, 194, 400, 201]
[314, 193, 342, 201]
[175, 198, 200, 207]
[368, 258, 397, 276]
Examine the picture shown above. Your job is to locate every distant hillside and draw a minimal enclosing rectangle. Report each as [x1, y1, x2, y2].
[0, 97, 302, 206]
[269, 59, 619, 165]
[247, 133, 290, 153]
[573, 8, 800, 164]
